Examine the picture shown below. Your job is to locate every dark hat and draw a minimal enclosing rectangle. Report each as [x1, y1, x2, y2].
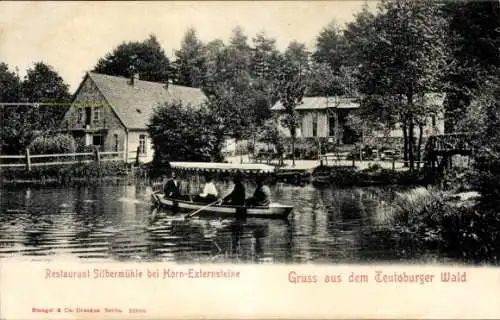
[205, 172, 214, 181]
[233, 171, 243, 183]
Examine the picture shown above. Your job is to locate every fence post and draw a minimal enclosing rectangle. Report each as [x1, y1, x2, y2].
[25, 148, 31, 172]
[136, 146, 140, 165]
[392, 158, 395, 171]
[94, 147, 101, 166]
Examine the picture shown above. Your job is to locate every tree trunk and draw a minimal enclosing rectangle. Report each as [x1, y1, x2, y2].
[252, 133, 256, 161]
[403, 122, 408, 167]
[417, 124, 424, 167]
[291, 135, 296, 167]
[408, 118, 415, 171]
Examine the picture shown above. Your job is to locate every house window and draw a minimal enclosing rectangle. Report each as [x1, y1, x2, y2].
[113, 134, 119, 152]
[92, 134, 104, 147]
[93, 107, 101, 123]
[431, 115, 437, 127]
[78, 108, 84, 123]
[312, 114, 318, 137]
[139, 135, 147, 155]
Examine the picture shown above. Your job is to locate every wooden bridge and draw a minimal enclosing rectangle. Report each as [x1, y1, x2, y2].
[423, 132, 482, 180]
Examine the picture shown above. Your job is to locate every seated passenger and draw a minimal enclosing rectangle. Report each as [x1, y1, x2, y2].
[221, 171, 246, 206]
[164, 172, 181, 199]
[195, 173, 219, 203]
[246, 175, 271, 207]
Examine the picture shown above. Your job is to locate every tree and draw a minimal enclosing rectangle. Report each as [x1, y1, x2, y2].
[203, 27, 266, 145]
[0, 62, 22, 102]
[343, 5, 377, 69]
[284, 41, 310, 70]
[258, 117, 287, 164]
[172, 28, 207, 88]
[277, 55, 306, 167]
[1, 62, 71, 154]
[0, 63, 22, 154]
[148, 102, 224, 163]
[202, 39, 227, 96]
[312, 20, 347, 72]
[349, 0, 448, 170]
[22, 62, 72, 124]
[251, 32, 280, 80]
[93, 34, 170, 83]
[441, 1, 500, 132]
[306, 62, 358, 97]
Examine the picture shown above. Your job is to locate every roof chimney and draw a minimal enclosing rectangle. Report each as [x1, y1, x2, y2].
[129, 73, 140, 86]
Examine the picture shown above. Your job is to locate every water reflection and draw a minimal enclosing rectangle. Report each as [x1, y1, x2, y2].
[0, 182, 420, 263]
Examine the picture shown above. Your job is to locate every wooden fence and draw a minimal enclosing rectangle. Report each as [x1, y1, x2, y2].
[0, 147, 142, 172]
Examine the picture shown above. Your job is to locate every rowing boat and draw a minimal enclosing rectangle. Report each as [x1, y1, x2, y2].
[151, 192, 293, 219]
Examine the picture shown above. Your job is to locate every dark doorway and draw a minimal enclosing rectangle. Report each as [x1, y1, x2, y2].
[85, 107, 92, 126]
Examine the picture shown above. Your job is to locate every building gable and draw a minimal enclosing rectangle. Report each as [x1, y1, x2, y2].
[60, 74, 125, 132]
[86, 72, 207, 130]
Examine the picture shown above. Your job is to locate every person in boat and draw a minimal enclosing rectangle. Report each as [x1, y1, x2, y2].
[195, 173, 219, 203]
[246, 175, 271, 207]
[221, 171, 246, 206]
[164, 172, 181, 199]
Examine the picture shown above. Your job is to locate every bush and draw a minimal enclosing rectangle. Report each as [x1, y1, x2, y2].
[371, 186, 500, 263]
[29, 133, 76, 154]
[440, 206, 500, 263]
[439, 166, 475, 192]
[471, 152, 500, 207]
[388, 187, 447, 227]
[148, 102, 224, 163]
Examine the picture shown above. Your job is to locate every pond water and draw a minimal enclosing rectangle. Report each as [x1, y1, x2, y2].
[0, 182, 442, 263]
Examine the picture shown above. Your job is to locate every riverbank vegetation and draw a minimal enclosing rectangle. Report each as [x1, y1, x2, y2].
[312, 165, 422, 187]
[365, 127, 500, 264]
[0, 162, 130, 185]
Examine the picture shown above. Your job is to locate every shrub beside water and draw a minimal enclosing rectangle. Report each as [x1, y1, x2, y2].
[365, 186, 500, 264]
[29, 133, 76, 154]
[439, 166, 476, 192]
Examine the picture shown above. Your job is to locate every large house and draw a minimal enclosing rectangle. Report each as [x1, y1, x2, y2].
[271, 96, 362, 145]
[60, 72, 207, 163]
[271, 94, 445, 146]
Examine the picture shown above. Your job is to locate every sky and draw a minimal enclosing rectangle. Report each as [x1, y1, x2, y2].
[0, 1, 376, 92]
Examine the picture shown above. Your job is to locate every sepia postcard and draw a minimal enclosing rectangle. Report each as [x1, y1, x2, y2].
[1, 0, 499, 319]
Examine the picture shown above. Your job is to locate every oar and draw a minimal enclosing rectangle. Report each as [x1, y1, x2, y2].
[151, 191, 162, 208]
[185, 198, 222, 219]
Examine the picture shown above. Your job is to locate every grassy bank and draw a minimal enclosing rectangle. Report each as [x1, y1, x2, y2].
[362, 187, 500, 264]
[312, 164, 422, 187]
[0, 162, 145, 186]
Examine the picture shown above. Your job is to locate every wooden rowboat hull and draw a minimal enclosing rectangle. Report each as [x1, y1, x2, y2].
[152, 193, 293, 219]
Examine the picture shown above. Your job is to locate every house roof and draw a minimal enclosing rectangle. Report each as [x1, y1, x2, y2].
[270, 94, 446, 112]
[270, 97, 360, 111]
[86, 72, 207, 129]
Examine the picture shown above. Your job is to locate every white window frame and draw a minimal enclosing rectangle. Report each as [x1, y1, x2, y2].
[93, 107, 101, 122]
[139, 135, 147, 155]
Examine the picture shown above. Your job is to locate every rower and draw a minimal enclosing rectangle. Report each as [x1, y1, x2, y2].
[221, 171, 246, 206]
